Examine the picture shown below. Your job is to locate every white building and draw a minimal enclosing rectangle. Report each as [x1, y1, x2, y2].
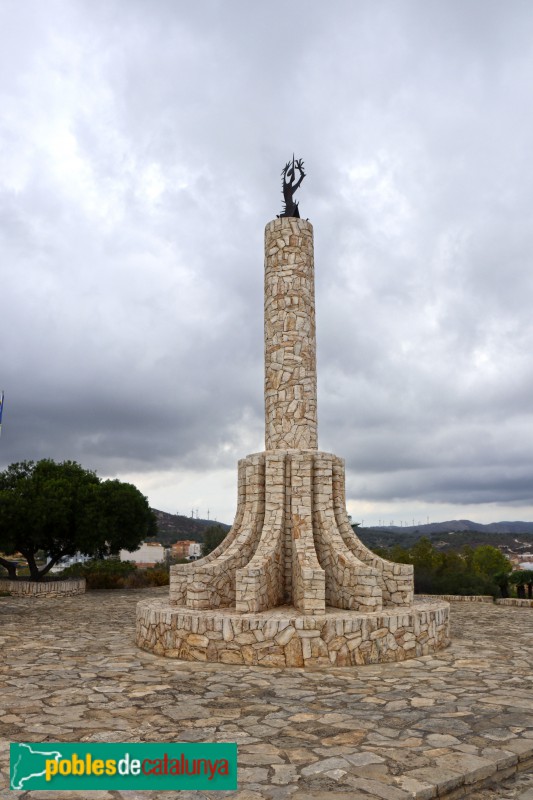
[49, 553, 92, 572]
[120, 542, 167, 567]
[188, 542, 202, 561]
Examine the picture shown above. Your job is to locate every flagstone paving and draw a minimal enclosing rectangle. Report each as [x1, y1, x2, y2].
[0, 588, 532, 799]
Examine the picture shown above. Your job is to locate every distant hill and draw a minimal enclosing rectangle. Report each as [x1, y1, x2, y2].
[355, 520, 533, 555]
[151, 510, 231, 546]
[150, 511, 533, 553]
[361, 519, 533, 535]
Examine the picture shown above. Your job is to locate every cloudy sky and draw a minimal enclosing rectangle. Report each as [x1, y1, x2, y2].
[1, 0, 533, 527]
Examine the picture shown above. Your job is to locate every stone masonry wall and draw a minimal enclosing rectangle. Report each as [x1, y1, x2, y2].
[137, 598, 450, 667]
[313, 453, 382, 611]
[235, 453, 285, 613]
[169, 458, 248, 606]
[496, 597, 533, 607]
[290, 452, 326, 614]
[419, 596, 533, 607]
[0, 578, 86, 597]
[419, 594, 494, 603]
[169, 450, 412, 616]
[332, 457, 414, 606]
[264, 218, 317, 450]
[170, 455, 265, 609]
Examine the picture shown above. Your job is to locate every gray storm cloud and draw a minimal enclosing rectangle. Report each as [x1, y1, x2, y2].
[1, 0, 532, 522]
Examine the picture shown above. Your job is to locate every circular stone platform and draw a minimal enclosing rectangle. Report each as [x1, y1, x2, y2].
[136, 598, 450, 668]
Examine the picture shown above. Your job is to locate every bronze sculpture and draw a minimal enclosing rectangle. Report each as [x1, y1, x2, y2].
[278, 155, 305, 218]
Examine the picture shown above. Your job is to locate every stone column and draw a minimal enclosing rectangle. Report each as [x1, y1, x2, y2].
[264, 218, 318, 451]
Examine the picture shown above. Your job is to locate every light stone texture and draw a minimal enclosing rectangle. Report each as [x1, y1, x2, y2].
[136, 598, 450, 667]
[138, 216, 448, 667]
[419, 594, 494, 603]
[167, 449, 414, 618]
[0, 578, 86, 596]
[264, 218, 317, 451]
[496, 597, 533, 607]
[4, 590, 533, 799]
[422, 596, 533, 607]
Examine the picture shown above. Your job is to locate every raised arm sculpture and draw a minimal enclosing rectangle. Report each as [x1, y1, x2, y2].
[278, 155, 305, 218]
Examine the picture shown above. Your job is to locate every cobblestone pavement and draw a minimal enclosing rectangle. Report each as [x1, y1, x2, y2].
[1, 588, 532, 799]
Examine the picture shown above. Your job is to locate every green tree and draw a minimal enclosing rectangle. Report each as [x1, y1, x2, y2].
[510, 569, 533, 599]
[493, 570, 511, 598]
[472, 545, 512, 579]
[371, 538, 503, 597]
[201, 524, 228, 557]
[510, 570, 526, 598]
[410, 537, 439, 571]
[0, 460, 156, 580]
[523, 570, 533, 599]
[409, 537, 440, 593]
[389, 544, 412, 564]
[461, 545, 476, 573]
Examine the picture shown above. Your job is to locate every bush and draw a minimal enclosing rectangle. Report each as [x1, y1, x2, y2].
[59, 559, 137, 577]
[123, 566, 169, 589]
[57, 559, 170, 590]
[372, 538, 509, 598]
[58, 559, 138, 590]
[414, 569, 499, 597]
[143, 567, 170, 587]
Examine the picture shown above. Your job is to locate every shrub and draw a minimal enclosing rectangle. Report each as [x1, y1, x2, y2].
[123, 566, 169, 589]
[57, 559, 170, 590]
[58, 559, 138, 590]
[143, 566, 170, 586]
[372, 538, 508, 598]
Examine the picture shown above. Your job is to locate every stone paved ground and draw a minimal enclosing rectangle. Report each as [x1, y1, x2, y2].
[1, 588, 532, 799]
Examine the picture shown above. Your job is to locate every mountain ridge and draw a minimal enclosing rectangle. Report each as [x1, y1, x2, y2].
[150, 510, 533, 551]
[151, 509, 230, 545]
[362, 519, 533, 535]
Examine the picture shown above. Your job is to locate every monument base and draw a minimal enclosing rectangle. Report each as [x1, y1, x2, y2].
[136, 448, 450, 668]
[136, 598, 450, 667]
[167, 450, 415, 615]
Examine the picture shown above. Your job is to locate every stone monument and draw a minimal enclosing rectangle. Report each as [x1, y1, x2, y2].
[136, 161, 449, 667]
